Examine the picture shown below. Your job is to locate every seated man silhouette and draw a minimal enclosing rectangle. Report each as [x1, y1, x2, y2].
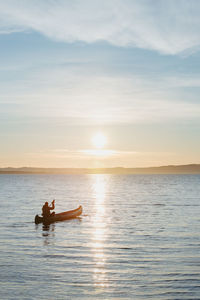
[42, 200, 55, 219]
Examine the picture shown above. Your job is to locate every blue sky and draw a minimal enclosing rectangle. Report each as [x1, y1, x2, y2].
[0, 0, 200, 167]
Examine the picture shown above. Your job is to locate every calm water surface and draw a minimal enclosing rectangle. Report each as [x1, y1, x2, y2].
[0, 174, 200, 299]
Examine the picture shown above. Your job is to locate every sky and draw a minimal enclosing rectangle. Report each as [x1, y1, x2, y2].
[0, 0, 200, 168]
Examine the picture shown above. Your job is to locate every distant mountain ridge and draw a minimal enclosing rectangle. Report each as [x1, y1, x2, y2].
[0, 164, 200, 174]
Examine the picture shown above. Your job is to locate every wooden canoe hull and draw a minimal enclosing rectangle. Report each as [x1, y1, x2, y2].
[35, 205, 82, 224]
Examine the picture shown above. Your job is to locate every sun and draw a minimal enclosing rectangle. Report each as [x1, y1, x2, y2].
[92, 132, 107, 149]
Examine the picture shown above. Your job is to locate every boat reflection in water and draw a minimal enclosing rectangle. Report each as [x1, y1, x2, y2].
[35, 222, 55, 245]
[42, 223, 56, 245]
[90, 175, 110, 289]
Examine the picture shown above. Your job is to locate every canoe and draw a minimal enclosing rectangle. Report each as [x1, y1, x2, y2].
[35, 205, 82, 224]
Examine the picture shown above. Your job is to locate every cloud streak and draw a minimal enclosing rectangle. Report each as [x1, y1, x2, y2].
[25, 148, 181, 168]
[1, 67, 200, 125]
[1, 0, 200, 54]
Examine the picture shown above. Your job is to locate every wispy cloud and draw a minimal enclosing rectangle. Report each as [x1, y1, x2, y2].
[26, 148, 179, 168]
[1, 0, 200, 54]
[1, 65, 200, 125]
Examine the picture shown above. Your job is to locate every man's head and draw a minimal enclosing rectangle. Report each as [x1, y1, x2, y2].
[45, 202, 48, 206]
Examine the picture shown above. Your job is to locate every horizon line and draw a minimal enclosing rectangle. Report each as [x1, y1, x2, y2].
[0, 164, 200, 175]
[0, 163, 200, 169]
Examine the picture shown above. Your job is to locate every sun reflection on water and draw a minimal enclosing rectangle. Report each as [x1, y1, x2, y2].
[90, 175, 109, 288]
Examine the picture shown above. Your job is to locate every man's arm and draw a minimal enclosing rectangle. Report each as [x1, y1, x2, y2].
[49, 200, 55, 210]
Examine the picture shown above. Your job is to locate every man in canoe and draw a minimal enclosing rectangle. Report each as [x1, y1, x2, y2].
[42, 199, 55, 219]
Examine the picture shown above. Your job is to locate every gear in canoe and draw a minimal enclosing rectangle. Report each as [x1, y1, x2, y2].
[35, 200, 82, 224]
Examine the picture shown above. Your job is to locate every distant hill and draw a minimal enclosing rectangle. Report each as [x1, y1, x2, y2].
[0, 164, 200, 174]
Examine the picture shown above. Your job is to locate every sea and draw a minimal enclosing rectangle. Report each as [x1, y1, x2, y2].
[0, 174, 200, 300]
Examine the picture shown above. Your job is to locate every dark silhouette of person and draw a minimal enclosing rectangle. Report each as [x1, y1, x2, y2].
[42, 200, 55, 219]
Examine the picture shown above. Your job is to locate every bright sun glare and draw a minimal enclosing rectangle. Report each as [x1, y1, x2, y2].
[92, 132, 107, 149]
